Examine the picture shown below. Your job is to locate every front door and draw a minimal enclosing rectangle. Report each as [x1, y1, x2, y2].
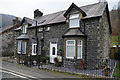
[50, 42, 57, 63]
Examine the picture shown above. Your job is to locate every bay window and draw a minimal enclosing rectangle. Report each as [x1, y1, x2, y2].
[17, 41, 21, 54]
[66, 40, 83, 59]
[66, 40, 75, 59]
[22, 42, 27, 54]
[69, 14, 79, 28]
[77, 40, 82, 59]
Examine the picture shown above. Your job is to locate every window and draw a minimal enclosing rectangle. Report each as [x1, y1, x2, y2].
[23, 25, 27, 33]
[69, 14, 79, 28]
[66, 40, 75, 59]
[46, 27, 50, 31]
[17, 41, 21, 54]
[52, 47, 55, 55]
[32, 43, 37, 55]
[77, 40, 82, 59]
[39, 27, 43, 32]
[22, 42, 27, 54]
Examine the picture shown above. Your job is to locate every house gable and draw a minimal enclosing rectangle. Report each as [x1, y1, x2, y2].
[64, 3, 87, 18]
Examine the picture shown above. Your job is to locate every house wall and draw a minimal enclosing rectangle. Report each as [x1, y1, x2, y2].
[15, 22, 68, 62]
[2, 27, 16, 57]
[37, 22, 68, 56]
[99, 9, 110, 62]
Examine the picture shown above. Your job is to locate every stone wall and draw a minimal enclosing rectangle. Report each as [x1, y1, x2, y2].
[83, 17, 101, 68]
[99, 9, 110, 62]
[37, 22, 69, 56]
[2, 27, 16, 56]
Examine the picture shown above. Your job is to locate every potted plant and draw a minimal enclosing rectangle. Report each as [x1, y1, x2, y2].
[54, 57, 58, 65]
[102, 66, 111, 76]
[46, 56, 49, 64]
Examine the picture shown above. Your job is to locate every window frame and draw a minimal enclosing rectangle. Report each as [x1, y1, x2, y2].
[32, 43, 37, 55]
[46, 27, 50, 31]
[22, 41, 27, 54]
[17, 41, 21, 54]
[77, 40, 82, 59]
[69, 14, 79, 28]
[23, 25, 27, 33]
[39, 27, 43, 32]
[66, 40, 75, 59]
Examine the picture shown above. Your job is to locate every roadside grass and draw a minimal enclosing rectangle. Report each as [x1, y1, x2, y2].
[112, 61, 120, 78]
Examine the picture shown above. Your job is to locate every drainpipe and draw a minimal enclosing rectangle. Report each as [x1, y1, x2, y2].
[84, 21, 87, 68]
[41, 26, 45, 56]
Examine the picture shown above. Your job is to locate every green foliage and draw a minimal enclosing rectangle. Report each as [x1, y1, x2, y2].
[54, 57, 58, 62]
[112, 61, 120, 77]
[115, 50, 120, 60]
[110, 35, 119, 47]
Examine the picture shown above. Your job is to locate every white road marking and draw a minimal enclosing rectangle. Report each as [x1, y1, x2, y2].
[0, 67, 36, 78]
[0, 70, 26, 78]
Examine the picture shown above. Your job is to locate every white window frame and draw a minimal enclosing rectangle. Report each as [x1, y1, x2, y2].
[39, 27, 43, 32]
[22, 41, 27, 54]
[77, 40, 82, 59]
[69, 14, 79, 28]
[46, 27, 50, 31]
[66, 40, 75, 59]
[32, 43, 37, 55]
[23, 25, 27, 33]
[17, 41, 21, 54]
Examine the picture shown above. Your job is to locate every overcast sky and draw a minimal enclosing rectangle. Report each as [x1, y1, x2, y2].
[0, 0, 119, 19]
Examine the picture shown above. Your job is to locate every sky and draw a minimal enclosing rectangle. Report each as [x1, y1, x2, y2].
[0, 0, 119, 19]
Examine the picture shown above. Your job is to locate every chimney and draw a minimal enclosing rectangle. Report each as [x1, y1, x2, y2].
[13, 17, 20, 26]
[98, 0, 106, 2]
[99, 0, 107, 5]
[34, 9, 43, 19]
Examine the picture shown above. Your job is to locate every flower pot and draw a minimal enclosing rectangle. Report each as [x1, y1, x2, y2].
[104, 71, 109, 76]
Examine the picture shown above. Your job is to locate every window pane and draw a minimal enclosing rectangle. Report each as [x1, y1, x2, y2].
[67, 46, 75, 58]
[67, 41, 74, 45]
[23, 25, 27, 33]
[70, 14, 79, 19]
[78, 40, 82, 45]
[17, 41, 21, 54]
[52, 47, 55, 55]
[77, 46, 82, 59]
[22, 42, 26, 54]
[70, 18, 79, 28]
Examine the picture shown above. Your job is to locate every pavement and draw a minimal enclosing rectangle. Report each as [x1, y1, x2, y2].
[1, 57, 117, 78]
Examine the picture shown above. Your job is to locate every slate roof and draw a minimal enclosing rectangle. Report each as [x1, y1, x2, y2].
[31, 2, 108, 27]
[14, 26, 22, 31]
[63, 29, 85, 37]
[16, 34, 29, 40]
[20, 17, 35, 26]
[0, 24, 18, 34]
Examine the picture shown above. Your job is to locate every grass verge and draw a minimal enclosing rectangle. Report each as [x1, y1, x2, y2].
[112, 61, 120, 78]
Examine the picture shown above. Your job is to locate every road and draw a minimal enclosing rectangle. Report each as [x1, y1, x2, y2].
[1, 61, 79, 79]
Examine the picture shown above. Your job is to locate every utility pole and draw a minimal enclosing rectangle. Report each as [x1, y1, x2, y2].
[35, 21, 39, 69]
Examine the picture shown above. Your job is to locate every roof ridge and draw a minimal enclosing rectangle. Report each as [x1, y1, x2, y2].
[80, 2, 99, 8]
[37, 2, 100, 18]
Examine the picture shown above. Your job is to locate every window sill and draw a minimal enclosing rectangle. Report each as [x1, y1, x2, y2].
[68, 27, 80, 29]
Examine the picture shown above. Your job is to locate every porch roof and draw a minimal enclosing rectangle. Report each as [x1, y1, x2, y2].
[63, 29, 85, 37]
[16, 34, 29, 40]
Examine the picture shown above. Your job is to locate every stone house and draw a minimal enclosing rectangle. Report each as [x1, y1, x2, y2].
[1, 18, 20, 57]
[14, 2, 112, 68]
